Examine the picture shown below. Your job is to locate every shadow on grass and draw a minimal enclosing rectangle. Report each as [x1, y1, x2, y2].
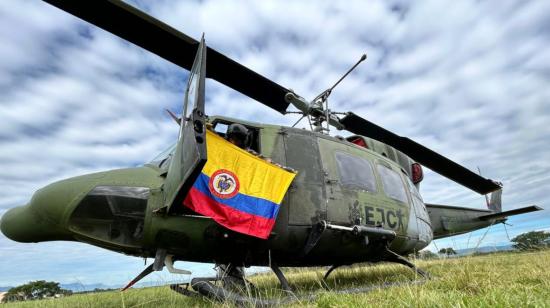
[247, 263, 423, 300]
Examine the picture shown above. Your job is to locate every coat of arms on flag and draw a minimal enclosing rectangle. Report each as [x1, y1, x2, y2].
[183, 130, 297, 239]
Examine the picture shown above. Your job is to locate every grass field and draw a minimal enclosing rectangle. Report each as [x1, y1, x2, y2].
[3, 250, 549, 307]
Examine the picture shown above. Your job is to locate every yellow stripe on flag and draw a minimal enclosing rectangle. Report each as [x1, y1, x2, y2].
[203, 130, 296, 204]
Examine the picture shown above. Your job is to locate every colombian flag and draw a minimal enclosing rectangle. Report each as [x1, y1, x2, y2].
[183, 130, 296, 239]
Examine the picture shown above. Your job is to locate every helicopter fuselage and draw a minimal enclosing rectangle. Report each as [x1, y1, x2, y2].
[1, 116, 446, 267]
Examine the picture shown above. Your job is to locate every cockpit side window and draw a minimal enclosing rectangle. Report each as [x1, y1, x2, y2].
[213, 123, 229, 137]
[69, 186, 149, 247]
[211, 120, 260, 152]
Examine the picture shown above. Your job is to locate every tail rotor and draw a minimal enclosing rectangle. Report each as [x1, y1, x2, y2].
[488, 188, 502, 212]
[477, 167, 502, 212]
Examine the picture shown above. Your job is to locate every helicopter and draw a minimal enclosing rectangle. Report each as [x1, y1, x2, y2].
[0, 0, 542, 303]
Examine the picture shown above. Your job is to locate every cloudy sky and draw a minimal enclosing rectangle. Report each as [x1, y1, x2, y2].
[0, 0, 549, 287]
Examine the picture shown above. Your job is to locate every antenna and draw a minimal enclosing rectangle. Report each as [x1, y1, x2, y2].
[314, 54, 367, 103]
[312, 53, 367, 134]
[166, 109, 181, 125]
[284, 53, 367, 134]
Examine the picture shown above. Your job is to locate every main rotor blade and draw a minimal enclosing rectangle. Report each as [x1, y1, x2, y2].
[340, 112, 501, 195]
[43, 0, 291, 114]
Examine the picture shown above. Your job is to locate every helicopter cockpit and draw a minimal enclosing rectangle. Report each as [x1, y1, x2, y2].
[148, 118, 262, 170]
[69, 186, 149, 248]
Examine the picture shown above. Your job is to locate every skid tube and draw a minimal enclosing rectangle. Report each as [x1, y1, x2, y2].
[169, 255, 430, 306]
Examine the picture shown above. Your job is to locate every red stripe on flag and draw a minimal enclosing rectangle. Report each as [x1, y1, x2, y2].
[183, 186, 275, 239]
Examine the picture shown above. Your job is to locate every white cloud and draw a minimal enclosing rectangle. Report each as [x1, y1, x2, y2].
[0, 0, 549, 286]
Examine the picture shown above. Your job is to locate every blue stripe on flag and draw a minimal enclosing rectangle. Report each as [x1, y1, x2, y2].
[192, 173, 280, 219]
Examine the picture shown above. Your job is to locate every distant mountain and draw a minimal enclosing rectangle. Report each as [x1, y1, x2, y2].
[60, 283, 113, 292]
[60, 279, 191, 292]
[455, 244, 514, 256]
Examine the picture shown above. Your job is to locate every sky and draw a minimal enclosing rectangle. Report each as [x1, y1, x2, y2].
[0, 0, 549, 287]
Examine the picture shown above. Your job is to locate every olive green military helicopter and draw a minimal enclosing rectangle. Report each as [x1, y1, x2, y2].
[1, 0, 542, 303]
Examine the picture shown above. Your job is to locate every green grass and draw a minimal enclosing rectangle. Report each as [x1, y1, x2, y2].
[3, 250, 550, 307]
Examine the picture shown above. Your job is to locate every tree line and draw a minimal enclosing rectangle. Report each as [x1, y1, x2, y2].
[2, 280, 72, 303]
[412, 230, 550, 260]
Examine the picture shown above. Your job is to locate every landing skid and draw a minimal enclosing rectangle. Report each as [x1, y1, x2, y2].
[385, 249, 430, 278]
[169, 255, 430, 306]
[169, 263, 294, 305]
[170, 277, 295, 306]
[322, 251, 429, 283]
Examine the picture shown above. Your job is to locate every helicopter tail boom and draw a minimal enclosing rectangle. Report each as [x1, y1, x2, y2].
[426, 203, 542, 240]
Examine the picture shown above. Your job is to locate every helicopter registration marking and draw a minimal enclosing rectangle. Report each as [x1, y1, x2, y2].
[364, 206, 405, 230]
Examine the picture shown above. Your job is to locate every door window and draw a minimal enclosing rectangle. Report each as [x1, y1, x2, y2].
[376, 164, 408, 203]
[334, 152, 377, 192]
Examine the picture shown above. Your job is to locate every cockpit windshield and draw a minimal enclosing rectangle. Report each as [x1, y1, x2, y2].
[149, 143, 177, 167]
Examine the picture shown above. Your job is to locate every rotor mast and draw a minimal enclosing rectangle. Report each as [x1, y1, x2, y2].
[285, 54, 367, 134]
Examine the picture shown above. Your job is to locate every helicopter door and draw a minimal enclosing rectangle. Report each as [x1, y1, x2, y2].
[284, 130, 326, 225]
[163, 37, 208, 214]
[318, 139, 348, 224]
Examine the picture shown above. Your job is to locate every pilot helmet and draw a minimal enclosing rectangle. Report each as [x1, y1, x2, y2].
[226, 123, 248, 146]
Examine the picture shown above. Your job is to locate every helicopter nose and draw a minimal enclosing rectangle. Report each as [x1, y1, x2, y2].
[1, 181, 79, 243]
[1, 206, 22, 241]
[1, 205, 46, 242]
